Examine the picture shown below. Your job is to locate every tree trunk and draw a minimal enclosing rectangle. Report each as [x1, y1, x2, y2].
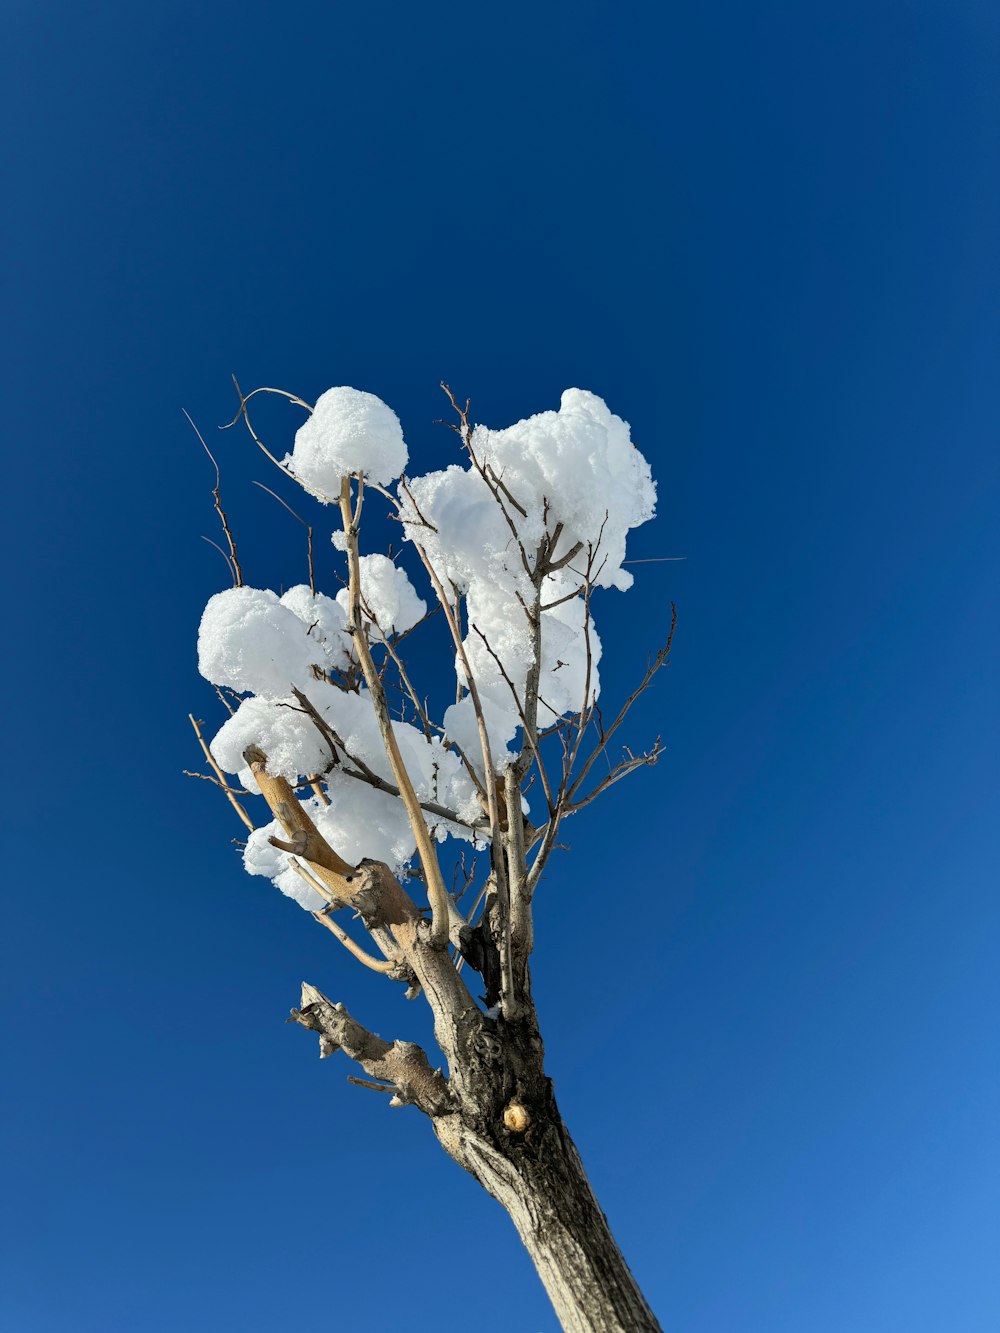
[434, 1084, 663, 1333]
[289, 889, 664, 1332]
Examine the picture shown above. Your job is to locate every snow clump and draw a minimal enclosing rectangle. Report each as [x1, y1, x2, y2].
[243, 822, 328, 912]
[399, 389, 653, 760]
[336, 554, 426, 639]
[286, 387, 407, 495]
[279, 585, 353, 672]
[198, 586, 331, 699]
[210, 695, 333, 792]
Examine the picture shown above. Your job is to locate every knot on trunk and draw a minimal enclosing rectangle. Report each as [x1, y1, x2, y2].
[503, 1100, 531, 1134]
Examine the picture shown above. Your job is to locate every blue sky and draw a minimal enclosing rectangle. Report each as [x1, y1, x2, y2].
[2, 2, 997, 1330]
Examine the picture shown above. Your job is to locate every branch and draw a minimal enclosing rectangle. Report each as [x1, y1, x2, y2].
[186, 410, 243, 587]
[407, 547, 519, 1015]
[309, 906, 404, 977]
[563, 739, 665, 815]
[338, 476, 452, 949]
[567, 604, 677, 804]
[288, 984, 451, 1115]
[289, 691, 487, 835]
[504, 764, 532, 994]
[439, 383, 533, 580]
[251, 481, 315, 596]
[223, 378, 335, 505]
[472, 623, 555, 815]
[188, 714, 254, 832]
[526, 607, 676, 892]
[243, 745, 354, 899]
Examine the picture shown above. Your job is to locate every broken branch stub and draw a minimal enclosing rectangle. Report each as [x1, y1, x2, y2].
[289, 983, 452, 1117]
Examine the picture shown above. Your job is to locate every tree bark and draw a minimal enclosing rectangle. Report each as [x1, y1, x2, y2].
[425, 990, 663, 1333]
[435, 1094, 662, 1333]
[293, 974, 663, 1332]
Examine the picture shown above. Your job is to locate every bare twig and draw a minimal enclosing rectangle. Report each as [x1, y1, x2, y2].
[310, 903, 400, 975]
[223, 377, 334, 504]
[223, 382, 314, 419]
[183, 769, 246, 796]
[252, 480, 315, 595]
[567, 604, 677, 804]
[185, 410, 243, 586]
[188, 714, 254, 831]
[214, 686, 236, 717]
[564, 740, 665, 814]
[347, 1075, 396, 1094]
[200, 535, 238, 585]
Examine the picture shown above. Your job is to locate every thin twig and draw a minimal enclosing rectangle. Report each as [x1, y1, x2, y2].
[347, 1075, 396, 1094]
[568, 604, 677, 804]
[188, 714, 254, 831]
[185, 410, 243, 586]
[308, 905, 400, 974]
[223, 377, 333, 504]
[252, 480, 315, 595]
[183, 769, 247, 796]
[200, 536, 238, 585]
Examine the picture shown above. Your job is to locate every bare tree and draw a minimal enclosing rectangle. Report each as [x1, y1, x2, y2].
[187, 382, 674, 1333]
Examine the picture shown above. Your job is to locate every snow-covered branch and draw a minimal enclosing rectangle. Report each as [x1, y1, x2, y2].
[190, 377, 667, 1019]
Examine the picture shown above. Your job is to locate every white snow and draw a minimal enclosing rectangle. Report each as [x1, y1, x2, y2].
[197, 586, 330, 699]
[210, 695, 334, 792]
[399, 390, 649, 765]
[443, 693, 519, 774]
[286, 387, 408, 496]
[336, 554, 426, 639]
[279, 585, 353, 672]
[243, 821, 328, 912]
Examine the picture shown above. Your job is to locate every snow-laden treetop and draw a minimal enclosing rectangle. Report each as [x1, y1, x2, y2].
[196, 385, 658, 916]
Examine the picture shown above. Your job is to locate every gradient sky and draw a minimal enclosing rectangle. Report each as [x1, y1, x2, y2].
[2, 3, 997, 1331]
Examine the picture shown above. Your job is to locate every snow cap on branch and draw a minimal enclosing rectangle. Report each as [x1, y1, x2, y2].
[474, 388, 656, 592]
[198, 586, 329, 699]
[286, 387, 407, 494]
[243, 822, 328, 911]
[279, 585, 353, 671]
[398, 389, 651, 757]
[210, 695, 332, 792]
[399, 389, 654, 593]
[336, 554, 426, 639]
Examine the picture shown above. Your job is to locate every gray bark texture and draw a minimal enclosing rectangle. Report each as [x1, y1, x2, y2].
[433, 1014, 664, 1333]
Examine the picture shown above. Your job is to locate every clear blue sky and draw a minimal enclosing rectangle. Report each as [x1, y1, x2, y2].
[2, 3, 997, 1330]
